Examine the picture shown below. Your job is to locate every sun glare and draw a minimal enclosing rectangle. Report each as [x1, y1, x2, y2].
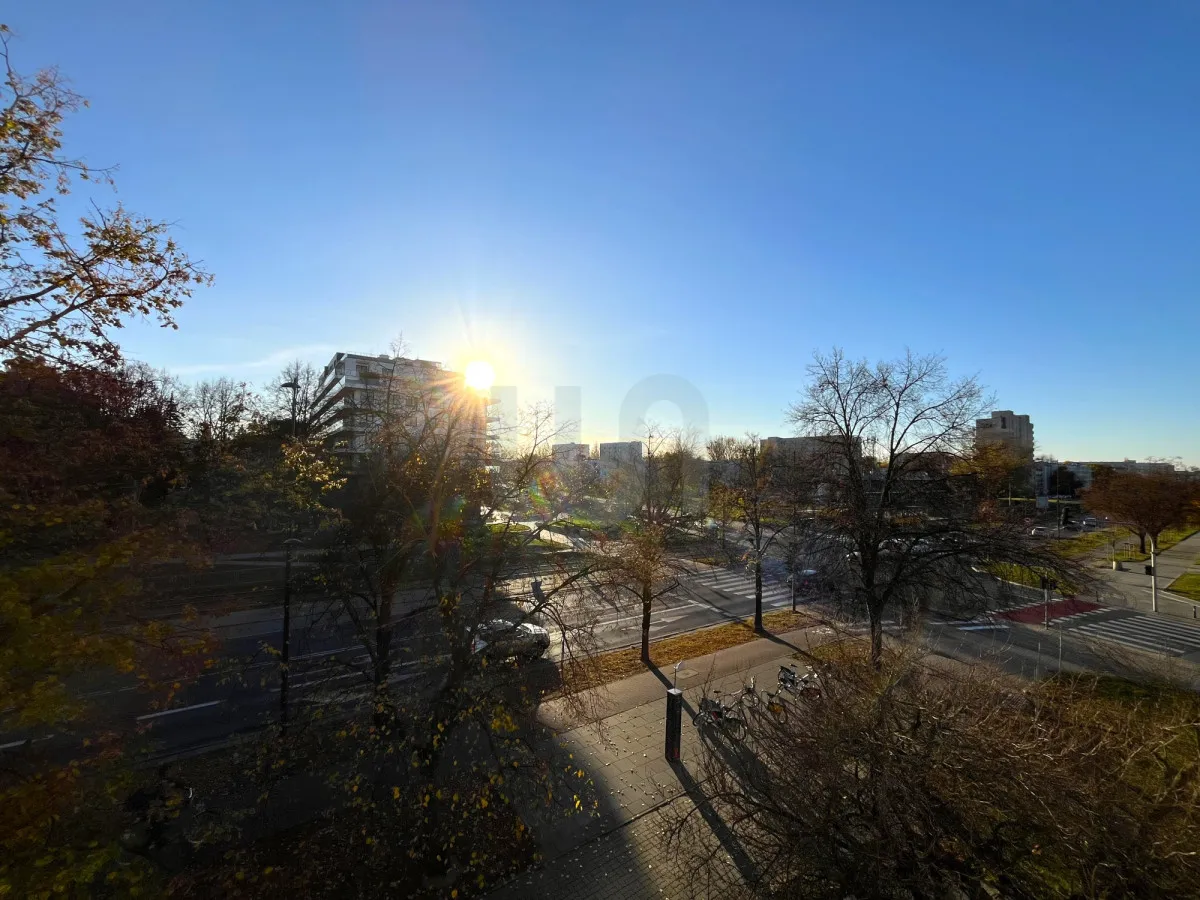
[464, 359, 495, 391]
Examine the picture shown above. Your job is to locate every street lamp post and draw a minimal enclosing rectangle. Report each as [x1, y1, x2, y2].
[281, 379, 300, 439]
[1150, 536, 1158, 614]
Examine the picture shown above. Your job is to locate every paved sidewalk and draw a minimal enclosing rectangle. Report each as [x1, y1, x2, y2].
[1096, 530, 1200, 621]
[488, 625, 830, 899]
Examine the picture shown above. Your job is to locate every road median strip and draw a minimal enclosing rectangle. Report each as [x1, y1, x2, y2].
[551, 609, 814, 698]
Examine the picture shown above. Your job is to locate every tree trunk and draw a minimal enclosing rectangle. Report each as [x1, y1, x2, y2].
[374, 590, 394, 725]
[754, 557, 764, 633]
[641, 581, 653, 664]
[869, 608, 883, 671]
[1138, 531, 1147, 554]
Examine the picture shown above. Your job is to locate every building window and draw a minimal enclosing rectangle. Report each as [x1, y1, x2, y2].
[1001, 416, 1007, 429]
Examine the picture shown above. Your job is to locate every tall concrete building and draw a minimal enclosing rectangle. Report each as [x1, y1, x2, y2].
[311, 351, 490, 456]
[975, 410, 1034, 460]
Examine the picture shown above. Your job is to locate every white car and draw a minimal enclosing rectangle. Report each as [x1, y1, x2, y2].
[472, 619, 551, 660]
[1030, 526, 1049, 537]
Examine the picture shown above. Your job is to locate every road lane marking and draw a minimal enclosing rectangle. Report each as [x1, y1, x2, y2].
[137, 700, 223, 721]
[0, 735, 56, 751]
[294, 645, 360, 661]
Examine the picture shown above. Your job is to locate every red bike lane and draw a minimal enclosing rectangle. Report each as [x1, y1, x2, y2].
[997, 596, 1101, 624]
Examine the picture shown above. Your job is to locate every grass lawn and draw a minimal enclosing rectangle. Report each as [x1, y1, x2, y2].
[487, 521, 532, 534]
[1054, 528, 1127, 559]
[1167, 572, 1200, 603]
[987, 560, 1086, 593]
[557, 608, 813, 696]
[1116, 527, 1198, 562]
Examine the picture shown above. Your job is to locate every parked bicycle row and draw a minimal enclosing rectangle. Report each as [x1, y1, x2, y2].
[691, 662, 822, 741]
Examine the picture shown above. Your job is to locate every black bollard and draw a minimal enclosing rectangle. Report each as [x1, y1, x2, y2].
[665, 688, 683, 762]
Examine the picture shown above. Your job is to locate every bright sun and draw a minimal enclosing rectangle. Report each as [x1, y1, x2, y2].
[464, 359, 495, 391]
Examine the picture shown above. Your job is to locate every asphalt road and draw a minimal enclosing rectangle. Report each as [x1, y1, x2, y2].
[7, 560, 1199, 761]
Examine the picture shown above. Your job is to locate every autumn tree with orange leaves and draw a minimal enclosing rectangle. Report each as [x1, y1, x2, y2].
[0, 28, 219, 896]
[1084, 468, 1197, 554]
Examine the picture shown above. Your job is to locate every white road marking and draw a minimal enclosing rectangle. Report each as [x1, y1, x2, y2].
[136, 700, 223, 721]
[0, 735, 55, 751]
[294, 645, 360, 661]
[1072, 614, 1200, 655]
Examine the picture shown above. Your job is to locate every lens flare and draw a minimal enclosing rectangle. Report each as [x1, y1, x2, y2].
[464, 360, 495, 391]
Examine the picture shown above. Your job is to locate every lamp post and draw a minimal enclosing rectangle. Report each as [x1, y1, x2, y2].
[1150, 536, 1159, 614]
[281, 379, 300, 438]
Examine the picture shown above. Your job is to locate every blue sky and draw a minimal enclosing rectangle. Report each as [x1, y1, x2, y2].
[14, 1, 1200, 464]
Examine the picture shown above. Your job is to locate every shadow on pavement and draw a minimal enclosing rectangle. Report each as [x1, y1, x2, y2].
[669, 755, 760, 890]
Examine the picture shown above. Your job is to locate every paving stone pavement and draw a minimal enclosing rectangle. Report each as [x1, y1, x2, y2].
[488, 646, 809, 899]
[489, 792, 740, 900]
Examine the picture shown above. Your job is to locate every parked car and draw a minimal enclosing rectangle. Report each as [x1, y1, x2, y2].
[1030, 526, 1049, 537]
[794, 568, 823, 593]
[472, 619, 551, 660]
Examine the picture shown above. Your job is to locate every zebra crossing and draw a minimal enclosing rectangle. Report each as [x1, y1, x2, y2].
[685, 570, 795, 608]
[1064, 610, 1200, 657]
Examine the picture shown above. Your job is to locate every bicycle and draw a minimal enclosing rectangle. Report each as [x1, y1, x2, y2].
[692, 687, 748, 741]
[778, 663, 821, 699]
[759, 683, 790, 723]
[729, 675, 759, 712]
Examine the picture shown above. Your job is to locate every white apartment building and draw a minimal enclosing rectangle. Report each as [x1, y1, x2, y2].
[311, 351, 489, 455]
[975, 410, 1035, 460]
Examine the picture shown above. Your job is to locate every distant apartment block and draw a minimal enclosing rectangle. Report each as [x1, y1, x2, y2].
[598, 441, 643, 477]
[760, 435, 844, 456]
[1034, 457, 1179, 494]
[312, 351, 490, 455]
[552, 443, 591, 466]
[975, 410, 1035, 460]
[759, 435, 864, 463]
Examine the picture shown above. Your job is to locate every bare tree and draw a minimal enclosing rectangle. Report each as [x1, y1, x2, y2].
[706, 435, 793, 632]
[178, 377, 257, 444]
[266, 364, 629, 890]
[308, 362, 610, 727]
[664, 644, 1200, 899]
[704, 435, 741, 552]
[264, 360, 320, 436]
[592, 426, 704, 663]
[788, 349, 1083, 668]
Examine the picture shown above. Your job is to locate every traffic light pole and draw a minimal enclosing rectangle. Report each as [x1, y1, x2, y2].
[1150, 537, 1158, 614]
